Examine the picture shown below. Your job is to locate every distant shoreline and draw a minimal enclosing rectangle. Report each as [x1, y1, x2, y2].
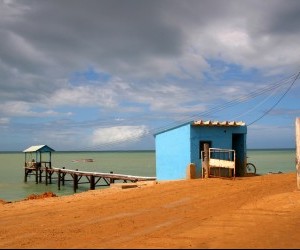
[0, 148, 296, 153]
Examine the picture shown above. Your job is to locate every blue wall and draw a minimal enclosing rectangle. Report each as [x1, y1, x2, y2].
[155, 122, 247, 181]
[155, 123, 191, 180]
[190, 125, 247, 176]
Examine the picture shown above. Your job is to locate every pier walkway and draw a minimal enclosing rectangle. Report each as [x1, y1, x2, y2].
[24, 165, 156, 192]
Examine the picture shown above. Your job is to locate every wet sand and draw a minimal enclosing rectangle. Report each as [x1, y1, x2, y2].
[0, 172, 299, 249]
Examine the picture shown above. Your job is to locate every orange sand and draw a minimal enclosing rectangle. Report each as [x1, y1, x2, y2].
[0, 172, 300, 249]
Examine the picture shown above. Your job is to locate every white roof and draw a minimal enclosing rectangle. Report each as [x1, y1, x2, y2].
[193, 120, 245, 126]
[23, 145, 55, 153]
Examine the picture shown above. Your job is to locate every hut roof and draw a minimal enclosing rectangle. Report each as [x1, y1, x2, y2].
[154, 120, 246, 136]
[23, 145, 55, 153]
[192, 120, 246, 126]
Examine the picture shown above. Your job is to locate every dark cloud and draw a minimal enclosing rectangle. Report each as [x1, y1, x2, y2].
[5, 0, 183, 75]
[0, 0, 300, 149]
[1, 0, 299, 83]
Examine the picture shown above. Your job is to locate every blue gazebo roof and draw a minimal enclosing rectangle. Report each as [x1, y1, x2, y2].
[23, 145, 55, 153]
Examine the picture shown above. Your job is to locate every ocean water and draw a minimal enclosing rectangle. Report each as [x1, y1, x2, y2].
[0, 149, 296, 202]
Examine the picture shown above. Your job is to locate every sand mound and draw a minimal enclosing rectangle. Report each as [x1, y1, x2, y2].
[0, 199, 8, 204]
[24, 191, 57, 200]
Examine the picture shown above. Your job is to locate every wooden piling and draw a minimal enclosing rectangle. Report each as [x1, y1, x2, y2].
[49, 171, 52, 184]
[62, 167, 65, 186]
[58, 170, 61, 190]
[203, 143, 210, 178]
[38, 168, 42, 183]
[35, 167, 38, 184]
[73, 174, 78, 193]
[109, 171, 115, 184]
[45, 167, 48, 185]
[90, 175, 95, 190]
[24, 168, 27, 182]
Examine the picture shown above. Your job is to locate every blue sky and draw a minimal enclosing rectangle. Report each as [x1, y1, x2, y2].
[0, 0, 300, 151]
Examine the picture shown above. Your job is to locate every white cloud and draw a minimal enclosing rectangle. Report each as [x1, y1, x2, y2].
[0, 101, 71, 117]
[0, 117, 10, 125]
[49, 86, 118, 108]
[91, 125, 149, 146]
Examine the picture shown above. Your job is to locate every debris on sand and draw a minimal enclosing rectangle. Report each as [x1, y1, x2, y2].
[24, 192, 58, 200]
[0, 199, 9, 204]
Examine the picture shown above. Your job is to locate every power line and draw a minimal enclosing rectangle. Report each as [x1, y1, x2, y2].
[150, 72, 298, 134]
[73, 71, 300, 151]
[247, 71, 300, 126]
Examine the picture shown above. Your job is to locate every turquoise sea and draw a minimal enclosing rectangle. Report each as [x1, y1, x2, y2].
[0, 149, 296, 202]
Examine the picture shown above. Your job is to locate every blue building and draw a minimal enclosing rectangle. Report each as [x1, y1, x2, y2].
[154, 120, 247, 181]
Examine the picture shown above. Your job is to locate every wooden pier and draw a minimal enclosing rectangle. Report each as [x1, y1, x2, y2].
[22, 145, 156, 193]
[24, 165, 156, 192]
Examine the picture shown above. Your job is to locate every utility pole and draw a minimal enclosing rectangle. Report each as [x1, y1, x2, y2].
[296, 118, 300, 189]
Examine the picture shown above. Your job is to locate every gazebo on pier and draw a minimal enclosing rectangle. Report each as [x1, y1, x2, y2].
[23, 145, 55, 169]
[23, 145, 55, 183]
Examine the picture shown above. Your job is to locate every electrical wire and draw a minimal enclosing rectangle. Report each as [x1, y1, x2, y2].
[72, 71, 300, 151]
[247, 71, 300, 126]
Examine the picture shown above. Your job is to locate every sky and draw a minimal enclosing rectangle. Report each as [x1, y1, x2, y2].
[1, 0, 300, 151]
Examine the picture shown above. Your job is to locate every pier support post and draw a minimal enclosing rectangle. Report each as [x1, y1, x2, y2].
[35, 167, 38, 184]
[45, 167, 48, 185]
[73, 174, 78, 193]
[24, 169, 28, 182]
[39, 168, 42, 183]
[62, 167, 65, 186]
[49, 171, 52, 184]
[90, 175, 95, 190]
[58, 170, 61, 190]
[110, 171, 115, 184]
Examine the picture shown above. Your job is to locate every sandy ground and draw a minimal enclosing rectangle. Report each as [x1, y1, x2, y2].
[0, 172, 300, 249]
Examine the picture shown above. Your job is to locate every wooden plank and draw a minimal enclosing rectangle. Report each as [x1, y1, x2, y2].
[209, 159, 235, 169]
